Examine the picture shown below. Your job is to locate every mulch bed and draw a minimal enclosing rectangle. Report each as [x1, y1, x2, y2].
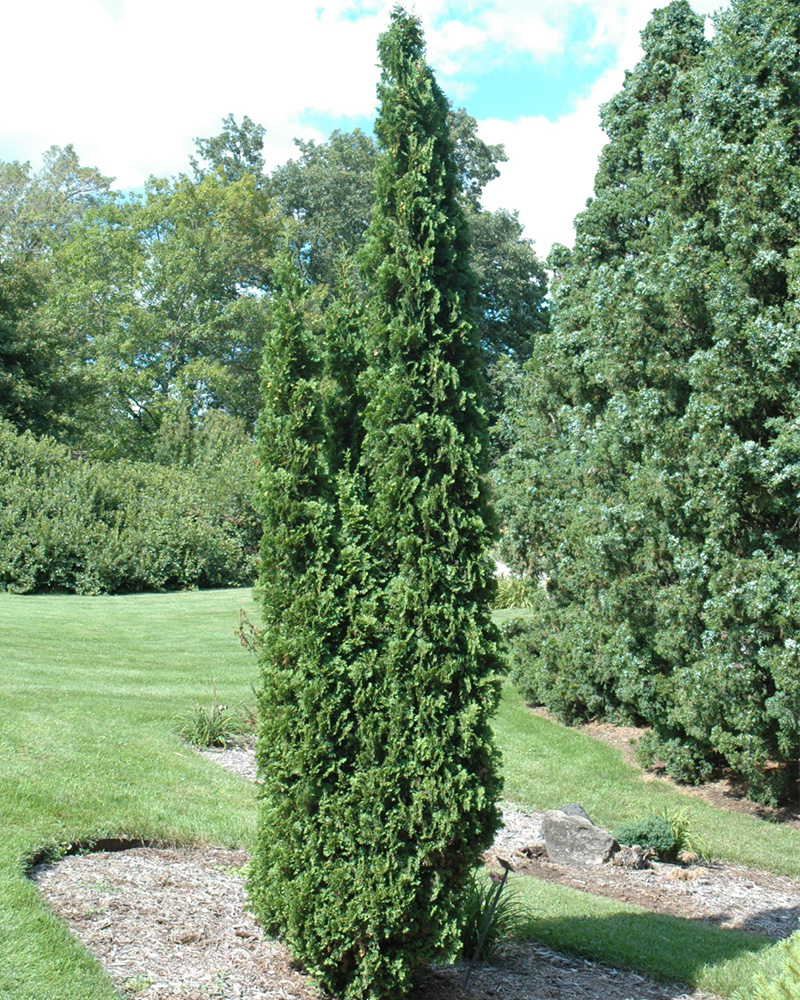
[31, 741, 800, 1000]
[33, 843, 721, 1000]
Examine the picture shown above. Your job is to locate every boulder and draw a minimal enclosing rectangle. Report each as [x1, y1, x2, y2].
[543, 810, 618, 866]
[558, 803, 592, 822]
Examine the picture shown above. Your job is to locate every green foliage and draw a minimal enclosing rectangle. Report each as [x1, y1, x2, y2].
[614, 815, 678, 861]
[250, 10, 503, 998]
[267, 128, 378, 288]
[0, 419, 258, 594]
[497, 0, 800, 803]
[191, 113, 266, 184]
[249, 243, 350, 977]
[501, 595, 617, 725]
[459, 874, 525, 963]
[0, 146, 112, 440]
[614, 806, 710, 864]
[614, 808, 711, 865]
[265, 113, 548, 437]
[659, 807, 711, 863]
[493, 576, 536, 609]
[635, 731, 714, 786]
[742, 933, 800, 1000]
[175, 683, 254, 748]
[43, 165, 280, 457]
[175, 703, 250, 748]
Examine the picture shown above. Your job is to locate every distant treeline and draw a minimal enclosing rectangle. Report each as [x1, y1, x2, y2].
[0, 108, 547, 597]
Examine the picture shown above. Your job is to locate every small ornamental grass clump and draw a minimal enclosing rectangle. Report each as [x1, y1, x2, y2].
[459, 873, 525, 964]
[493, 576, 536, 610]
[175, 683, 253, 749]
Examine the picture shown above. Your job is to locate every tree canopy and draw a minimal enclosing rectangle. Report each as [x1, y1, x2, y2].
[499, 0, 800, 804]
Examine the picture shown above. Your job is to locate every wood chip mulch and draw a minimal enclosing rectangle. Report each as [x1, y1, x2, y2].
[32, 744, 800, 1000]
[32, 844, 720, 1000]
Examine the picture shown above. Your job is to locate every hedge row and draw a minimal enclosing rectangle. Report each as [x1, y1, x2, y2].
[0, 419, 259, 594]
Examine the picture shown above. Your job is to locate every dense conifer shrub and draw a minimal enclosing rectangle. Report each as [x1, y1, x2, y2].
[498, 0, 800, 804]
[614, 816, 677, 861]
[0, 418, 258, 593]
[250, 9, 502, 998]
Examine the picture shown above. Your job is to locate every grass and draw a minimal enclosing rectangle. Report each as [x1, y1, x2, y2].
[0, 588, 260, 1000]
[512, 875, 786, 997]
[495, 681, 800, 877]
[1, 591, 798, 998]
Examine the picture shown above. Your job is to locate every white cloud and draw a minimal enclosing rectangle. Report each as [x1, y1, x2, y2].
[479, 69, 616, 256]
[0, 0, 385, 185]
[0, 0, 732, 244]
[477, 0, 731, 256]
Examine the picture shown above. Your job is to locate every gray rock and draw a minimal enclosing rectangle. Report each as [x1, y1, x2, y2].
[543, 810, 618, 866]
[558, 803, 591, 822]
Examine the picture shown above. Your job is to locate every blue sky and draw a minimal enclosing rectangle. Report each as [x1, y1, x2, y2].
[1, 0, 725, 255]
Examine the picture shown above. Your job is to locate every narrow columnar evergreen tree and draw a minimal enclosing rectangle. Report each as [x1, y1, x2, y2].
[251, 9, 503, 999]
[335, 7, 502, 996]
[249, 247, 353, 939]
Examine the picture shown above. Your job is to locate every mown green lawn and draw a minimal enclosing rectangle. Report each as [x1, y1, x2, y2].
[0, 591, 796, 998]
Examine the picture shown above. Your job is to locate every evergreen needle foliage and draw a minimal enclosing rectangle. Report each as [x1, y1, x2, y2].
[499, 0, 800, 805]
[250, 9, 503, 998]
[741, 933, 800, 1000]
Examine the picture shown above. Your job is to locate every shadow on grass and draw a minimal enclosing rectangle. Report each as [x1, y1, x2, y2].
[520, 909, 777, 993]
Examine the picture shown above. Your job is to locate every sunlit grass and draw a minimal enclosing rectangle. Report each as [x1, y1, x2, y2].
[0, 588, 260, 1000]
[0, 592, 797, 998]
[495, 681, 800, 877]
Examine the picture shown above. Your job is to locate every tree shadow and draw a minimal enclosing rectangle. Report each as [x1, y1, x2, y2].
[738, 904, 800, 938]
[520, 908, 776, 990]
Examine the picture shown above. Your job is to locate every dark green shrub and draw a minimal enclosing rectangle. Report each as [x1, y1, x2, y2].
[494, 0, 800, 805]
[250, 11, 502, 999]
[635, 732, 714, 786]
[614, 815, 678, 861]
[502, 607, 618, 725]
[0, 418, 258, 594]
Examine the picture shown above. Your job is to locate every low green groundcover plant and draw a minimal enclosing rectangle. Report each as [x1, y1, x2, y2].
[615, 808, 710, 864]
[614, 815, 678, 861]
